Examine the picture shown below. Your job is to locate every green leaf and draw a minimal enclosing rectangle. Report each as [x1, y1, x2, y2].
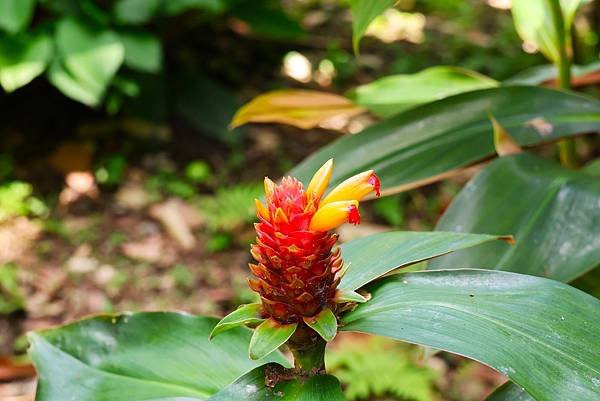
[505, 61, 600, 86]
[511, 0, 585, 63]
[29, 312, 290, 401]
[52, 18, 125, 106]
[211, 303, 265, 339]
[113, 0, 159, 25]
[340, 269, 600, 401]
[249, 319, 297, 361]
[430, 153, 600, 283]
[289, 86, 600, 196]
[334, 288, 367, 303]
[161, 0, 225, 16]
[0, 263, 24, 314]
[0, 32, 52, 92]
[339, 231, 512, 291]
[349, 66, 498, 117]
[485, 382, 534, 401]
[231, 0, 304, 40]
[208, 364, 345, 401]
[0, 0, 36, 34]
[303, 308, 337, 342]
[119, 30, 162, 73]
[350, 0, 396, 53]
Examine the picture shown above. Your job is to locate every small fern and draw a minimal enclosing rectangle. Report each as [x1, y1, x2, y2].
[199, 183, 263, 232]
[326, 337, 438, 401]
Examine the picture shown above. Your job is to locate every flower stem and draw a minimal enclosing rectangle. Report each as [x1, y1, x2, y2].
[547, 0, 578, 168]
[287, 325, 326, 372]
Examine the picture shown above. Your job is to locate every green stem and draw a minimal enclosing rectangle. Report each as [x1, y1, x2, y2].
[287, 325, 326, 372]
[547, 0, 578, 168]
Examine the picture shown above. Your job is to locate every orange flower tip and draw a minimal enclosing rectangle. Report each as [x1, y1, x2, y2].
[368, 173, 381, 197]
[274, 207, 289, 224]
[264, 177, 275, 197]
[255, 198, 270, 220]
[306, 158, 334, 202]
[348, 204, 360, 225]
[308, 200, 358, 231]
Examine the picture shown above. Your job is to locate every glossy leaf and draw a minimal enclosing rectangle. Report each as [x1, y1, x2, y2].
[303, 308, 337, 342]
[0, 0, 36, 34]
[341, 269, 600, 401]
[485, 382, 534, 401]
[231, 89, 365, 130]
[350, 0, 396, 53]
[334, 288, 367, 303]
[120, 30, 162, 73]
[339, 231, 512, 291]
[29, 312, 289, 401]
[249, 319, 297, 360]
[430, 153, 600, 282]
[208, 364, 345, 401]
[349, 66, 498, 117]
[505, 61, 600, 86]
[211, 303, 264, 339]
[289, 86, 600, 196]
[0, 32, 52, 92]
[511, 0, 585, 63]
[52, 18, 125, 106]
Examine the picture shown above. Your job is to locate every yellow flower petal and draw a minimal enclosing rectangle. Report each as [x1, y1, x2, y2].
[309, 200, 359, 231]
[255, 198, 270, 220]
[306, 159, 334, 202]
[264, 177, 275, 198]
[320, 170, 376, 206]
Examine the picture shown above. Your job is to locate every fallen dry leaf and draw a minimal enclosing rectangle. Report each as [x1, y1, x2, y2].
[230, 90, 366, 130]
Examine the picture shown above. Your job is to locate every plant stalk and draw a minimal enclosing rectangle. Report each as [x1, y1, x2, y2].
[547, 0, 578, 168]
[287, 325, 326, 372]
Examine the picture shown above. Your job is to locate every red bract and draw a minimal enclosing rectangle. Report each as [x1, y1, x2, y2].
[249, 159, 380, 323]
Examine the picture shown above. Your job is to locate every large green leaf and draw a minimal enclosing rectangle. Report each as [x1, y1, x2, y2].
[52, 18, 124, 106]
[511, 0, 586, 63]
[29, 312, 290, 401]
[485, 382, 534, 401]
[340, 269, 600, 401]
[504, 61, 600, 86]
[349, 66, 498, 117]
[430, 153, 600, 282]
[289, 86, 600, 196]
[0, 32, 52, 92]
[208, 364, 345, 401]
[350, 0, 396, 53]
[339, 231, 511, 291]
[0, 0, 36, 34]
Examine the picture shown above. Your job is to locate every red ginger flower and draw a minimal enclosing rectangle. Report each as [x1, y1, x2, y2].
[250, 159, 380, 324]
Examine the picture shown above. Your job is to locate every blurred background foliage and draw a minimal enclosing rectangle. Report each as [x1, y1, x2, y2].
[0, 0, 599, 400]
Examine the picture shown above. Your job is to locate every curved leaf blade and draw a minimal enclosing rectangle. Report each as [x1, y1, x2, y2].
[430, 153, 600, 282]
[485, 382, 534, 401]
[339, 231, 512, 291]
[0, 0, 36, 34]
[211, 303, 264, 339]
[208, 364, 345, 401]
[349, 66, 498, 117]
[0, 32, 52, 92]
[289, 86, 600, 196]
[350, 0, 396, 53]
[249, 319, 297, 360]
[303, 308, 337, 342]
[29, 312, 289, 401]
[340, 269, 600, 401]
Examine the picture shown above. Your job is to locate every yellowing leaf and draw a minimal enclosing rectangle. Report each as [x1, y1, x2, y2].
[490, 114, 523, 156]
[230, 90, 366, 130]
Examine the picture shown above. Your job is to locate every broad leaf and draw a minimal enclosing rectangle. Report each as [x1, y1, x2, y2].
[231, 89, 365, 130]
[211, 303, 264, 339]
[249, 319, 297, 360]
[350, 0, 396, 53]
[340, 269, 600, 401]
[430, 153, 600, 282]
[208, 364, 345, 401]
[511, 0, 585, 63]
[339, 231, 512, 291]
[119, 30, 162, 73]
[289, 86, 600, 196]
[0, 32, 52, 92]
[53, 18, 124, 106]
[349, 66, 498, 117]
[113, 0, 159, 25]
[0, 0, 36, 34]
[485, 382, 534, 401]
[29, 312, 290, 401]
[303, 308, 337, 342]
